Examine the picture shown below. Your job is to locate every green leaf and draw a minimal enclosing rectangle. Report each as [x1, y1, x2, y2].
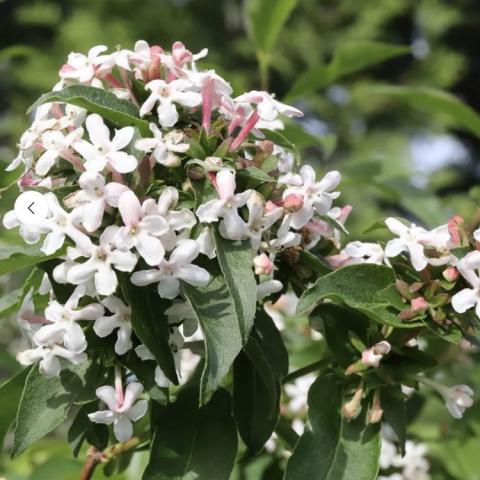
[381, 387, 406, 455]
[0, 245, 66, 277]
[285, 375, 381, 480]
[298, 264, 422, 328]
[233, 313, 288, 455]
[144, 387, 238, 480]
[237, 166, 275, 184]
[0, 368, 30, 449]
[182, 276, 243, 406]
[12, 361, 99, 457]
[368, 85, 480, 139]
[213, 229, 257, 344]
[0, 288, 22, 317]
[68, 402, 109, 457]
[28, 85, 150, 136]
[310, 304, 369, 368]
[120, 276, 178, 385]
[246, 0, 299, 55]
[287, 42, 410, 99]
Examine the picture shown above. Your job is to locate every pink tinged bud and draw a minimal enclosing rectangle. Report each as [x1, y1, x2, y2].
[326, 252, 350, 269]
[265, 201, 279, 213]
[338, 205, 353, 223]
[443, 266, 459, 282]
[260, 140, 274, 155]
[230, 110, 260, 151]
[208, 171, 218, 191]
[367, 390, 383, 424]
[342, 386, 364, 420]
[411, 296, 429, 312]
[254, 253, 273, 275]
[283, 193, 304, 212]
[448, 215, 464, 246]
[201, 77, 214, 133]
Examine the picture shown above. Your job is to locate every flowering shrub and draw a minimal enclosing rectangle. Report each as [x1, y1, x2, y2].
[0, 40, 477, 479]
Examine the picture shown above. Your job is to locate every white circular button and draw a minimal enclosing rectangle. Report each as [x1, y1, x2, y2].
[14, 191, 49, 225]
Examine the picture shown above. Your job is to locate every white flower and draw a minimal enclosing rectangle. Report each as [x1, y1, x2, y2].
[196, 169, 252, 240]
[267, 215, 301, 252]
[59, 45, 107, 84]
[327, 241, 385, 268]
[131, 239, 210, 299]
[116, 191, 170, 266]
[279, 166, 341, 229]
[135, 123, 189, 167]
[33, 286, 104, 353]
[17, 345, 87, 377]
[361, 341, 391, 368]
[73, 114, 138, 173]
[88, 382, 148, 442]
[3, 209, 45, 245]
[257, 279, 283, 300]
[35, 128, 84, 176]
[235, 90, 303, 122]
[384, 218, 451, 271]
[165, 300, 199, 338]
[94, 296, 132, 355]
[64, 171, 129, 232]
[140, 79, 202, 127]
[67, 226, 138, 296]
[244, 192, 283, 250]
[42, 193, 93, 255]
[451, 250, 480, 316]
[419, 376, 474, 419]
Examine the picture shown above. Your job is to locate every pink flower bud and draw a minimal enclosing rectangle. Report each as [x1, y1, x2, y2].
[443, 266, 459, 282]
[283, 194, 304, 213]
[253, 253, 273, 275]
[411, 296, 429, 312]
[448, 215, 464, 246]
[342, 386, 364, 419]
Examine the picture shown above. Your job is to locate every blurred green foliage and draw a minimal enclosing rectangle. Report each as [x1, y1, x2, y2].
[2, 0, 480, 478]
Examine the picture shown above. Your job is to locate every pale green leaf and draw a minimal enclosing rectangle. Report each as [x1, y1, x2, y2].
[213, 230, 257, 344]
[182, 276, 243, 405]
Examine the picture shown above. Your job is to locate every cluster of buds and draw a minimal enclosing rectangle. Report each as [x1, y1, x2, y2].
[4, 41, 351, 441]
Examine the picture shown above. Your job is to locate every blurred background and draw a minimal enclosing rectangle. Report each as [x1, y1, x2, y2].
[1, 0, 480, 478]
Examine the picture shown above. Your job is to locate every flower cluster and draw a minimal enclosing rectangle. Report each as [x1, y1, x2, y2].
[5, 41, 349, 442]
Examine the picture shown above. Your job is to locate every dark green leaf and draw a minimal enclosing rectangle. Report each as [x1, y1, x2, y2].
[0, 245, 66, 277]
[120, 276, 178, 385]
[381, 387, 406, 455]
[0, 288, 22, 318]
[28, 85, 150, 135]
[182, 276, 243, 405]
[285, 375, 380, 480]
[298, 264, 422, 328]
[68, 402, 109, 457]
[144, 387, 237, 480]
[213, 229, 257, 344]
[234, 314, 288, 456]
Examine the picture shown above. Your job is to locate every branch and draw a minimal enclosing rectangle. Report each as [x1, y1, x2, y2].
[282, 358, 330, 385]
